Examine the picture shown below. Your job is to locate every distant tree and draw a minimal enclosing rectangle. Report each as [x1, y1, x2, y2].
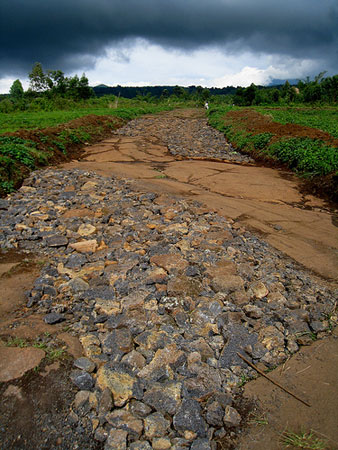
[65, 73, 93, 100]
[29, 62, 48, 92]
[77, 73, 94, 99]
[270, 88, 280, 103]
[46, 69, 67, 95]
[201, 88, 210, 101]
[244, 83, 257, 105]
[173, 85, 186, 98]
[303, 83, 323, 103]
[321, 75, 338, 103]
[314, 71, 327, 84]
[196, 86, 203, 97]
[9, 79, 24, 99]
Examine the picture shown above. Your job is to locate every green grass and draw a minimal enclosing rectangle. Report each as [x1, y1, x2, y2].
[5, 336, 66, 361]
[281, 430, 328, 449]
[0, 101, 175, 133]
[255, 106, 338, 139]
[5, 337, 29, 348]
[0, 136, 49, 168]
[248, 414, 269, 426]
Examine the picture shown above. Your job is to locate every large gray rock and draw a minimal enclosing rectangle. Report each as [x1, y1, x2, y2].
[173, 399, 207, 437]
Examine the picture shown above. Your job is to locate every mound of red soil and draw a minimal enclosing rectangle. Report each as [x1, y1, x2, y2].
[226, 109, 338, 147]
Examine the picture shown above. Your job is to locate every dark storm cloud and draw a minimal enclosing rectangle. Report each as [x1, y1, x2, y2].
[0, 0, 337, 77]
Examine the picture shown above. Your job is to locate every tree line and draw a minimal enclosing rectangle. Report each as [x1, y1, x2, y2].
[232, 72, 338, 106]
[1, 63, 337, 113]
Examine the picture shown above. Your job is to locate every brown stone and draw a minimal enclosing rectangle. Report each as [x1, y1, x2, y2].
[81, 181, 98, 191]
[249, 282, 269, 299]
[106, 409, 143, 438]
[69, 239, 98, 253]
[121, 350, 146, 370]
[150, 254, 189, 273]
[63, 208, 95, 218]
[223, 406, 241, 427]
[138, 344, 184, 379]
[77, 223, 97, 236]
[105, 429, 128, 450]
[167, 275, 202, 297]
[57, 332, 83, 359]
[146, 268, 168, 284]
[80, 334, 102, 358]
[211, 275, 244, 293]
[0, 347, 45, 382]
[96, 364, 142, 407]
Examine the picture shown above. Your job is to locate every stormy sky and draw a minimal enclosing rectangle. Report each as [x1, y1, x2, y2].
[0, 0, 337, 92]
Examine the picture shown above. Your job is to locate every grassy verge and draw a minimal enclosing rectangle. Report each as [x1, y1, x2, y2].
[208, 106, 338, 202]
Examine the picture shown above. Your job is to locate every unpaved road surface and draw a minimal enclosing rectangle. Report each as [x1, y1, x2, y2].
[63, 109, 338, 280]
[0, 108, 337, 450]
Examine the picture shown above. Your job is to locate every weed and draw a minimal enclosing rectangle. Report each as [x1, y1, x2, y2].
[46, 348, 65, 360]
[296, 331, 317, 342]
[280, 429, 328, 449]
[268, 138, 338, 176]
[155, 174, 168, 179]
[0, 180, 15, 193]
[0, 136, 37, 168]
[238, 373, 250, 387]
[248, 414, 269, 426]
[33, 340, 66, 360]
[32, 342, 48, 350]
[5, 337, 28, 348]
[252, 132, 274, 149]
[52, 139, 67, 154]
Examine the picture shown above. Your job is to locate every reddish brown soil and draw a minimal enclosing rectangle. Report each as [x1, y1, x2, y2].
[235, 331, 338, 450]
[225, 109, 338, 147]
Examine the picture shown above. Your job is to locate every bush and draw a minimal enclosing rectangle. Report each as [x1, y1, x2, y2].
[268, 138, 338, 176]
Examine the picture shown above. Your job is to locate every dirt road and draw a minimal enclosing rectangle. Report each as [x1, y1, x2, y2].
[63, 109, 338, 281]
[1, 108, 337, 449]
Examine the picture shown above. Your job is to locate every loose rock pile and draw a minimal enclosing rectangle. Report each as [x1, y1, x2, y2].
[1, 166, 336, 450]
[116, 115, 253, 164]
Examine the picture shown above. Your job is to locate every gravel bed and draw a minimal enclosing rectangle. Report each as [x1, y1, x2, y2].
[115, 115, 254, 164]
[0, 165, 336, 450]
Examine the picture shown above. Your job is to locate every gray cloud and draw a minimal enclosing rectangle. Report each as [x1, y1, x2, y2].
[0, 0, 337, 78]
